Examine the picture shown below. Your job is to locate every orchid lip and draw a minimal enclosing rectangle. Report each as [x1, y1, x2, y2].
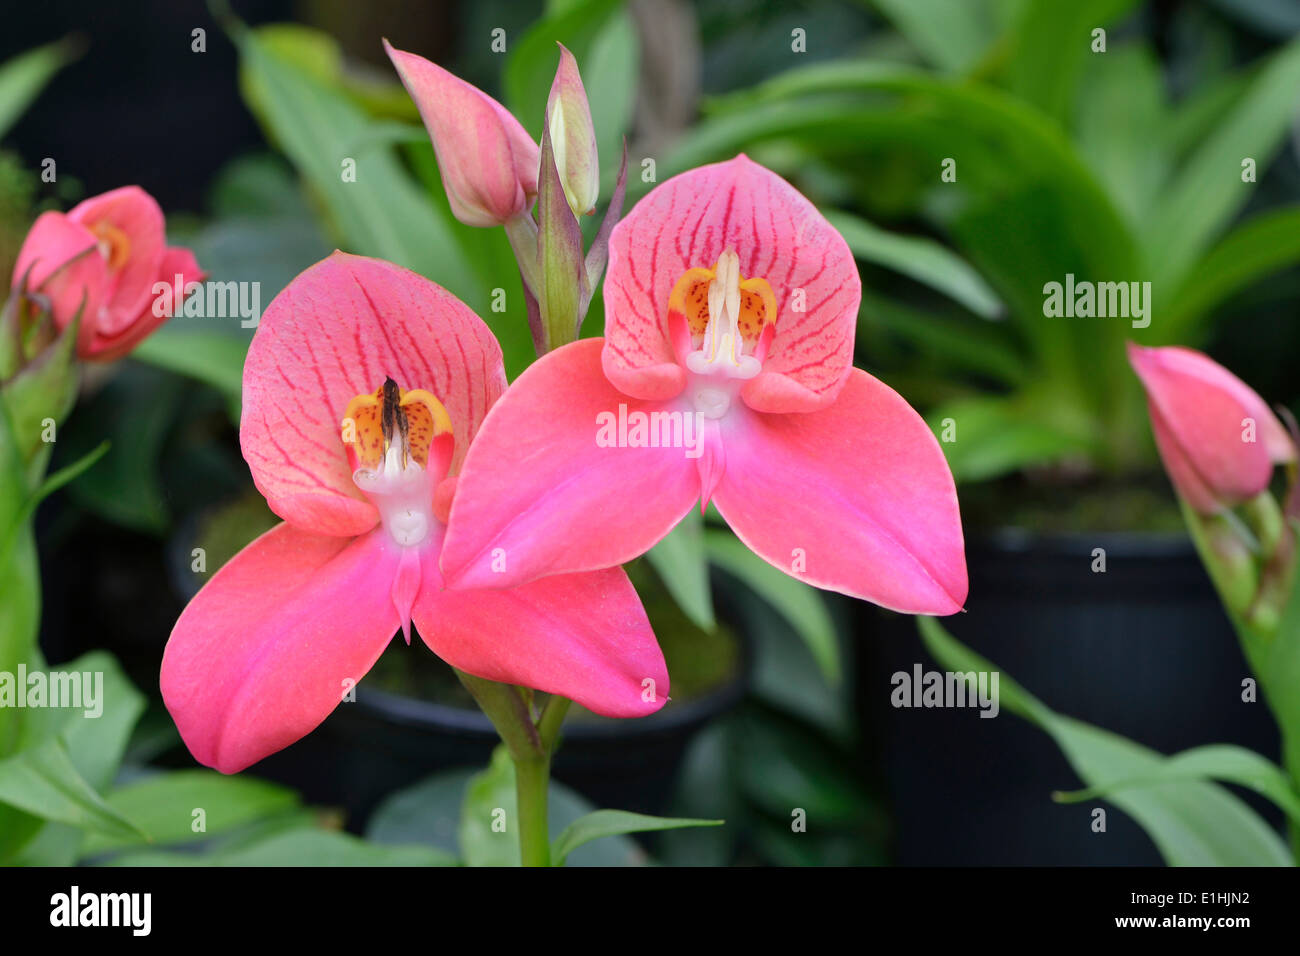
[353, 441, 434, 548]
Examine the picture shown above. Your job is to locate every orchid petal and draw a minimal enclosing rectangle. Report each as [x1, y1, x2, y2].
[416, 565, 667, 718]
[12, 211, 108, 333]
[241, 252, 507, 536]
[602, 155, 860, 411]
[160, 524, 402, 774]
[713, 367, 967, 614]
[67, 185, 166, 334]
[441, 338, 699, 590]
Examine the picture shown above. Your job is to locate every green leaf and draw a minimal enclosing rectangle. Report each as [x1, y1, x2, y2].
[583, 9, 639, 196]
[0, 401, 38, 706]
[859, 291, 1024, 386]
[1075, 43, 1169, 225]
[1052, 744, 1300, 825]
[645, 507, 714, 630]
[235, 27, 481, 308]
[705, 528, 840, 686]
[0, 740, 144, 841]
[1144, 35, 1300, 292]
[503, 0, 624, 140]
[867, 0, 999, 73]
[131, 329, 247, 421]
[825, 209, 1004, 319]
[455, 746, 652, 866]
[918, 617, 1293, 865]
[82, 770, 301, 855]
[1162, 205, 1300, 338]
[0, 38, 78, 140]
[925, 394, 1094, 483]
[1002, 0, 1141, 125]
[104, 828, 456, 867]
[551, 809, 721, 865]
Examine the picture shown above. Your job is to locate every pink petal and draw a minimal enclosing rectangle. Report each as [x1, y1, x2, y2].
[85, 245, 208, 361]
[385, 40, 539, 227]
[67, 185, 166, 336]
[441, 338, 700, 590]
[416, 565, 668, 717]
[160, 524, 402, 774]
[1128, 343, 1294, 511]
[241, 251, 507, 536]
[602, 154, 860, 411]
[713, 367, 967, 614]
[12, 211, 108, 333]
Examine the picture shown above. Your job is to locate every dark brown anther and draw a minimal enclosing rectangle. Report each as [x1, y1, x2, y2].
[381, 375, 410, 466]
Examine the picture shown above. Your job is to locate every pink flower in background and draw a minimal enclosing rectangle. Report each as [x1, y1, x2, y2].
[441, 155, 968, 615]
[12, 185, 203, 360]
[385, 40, 539, 227]
[1128, 343, 1296, 513]
[161, 253, 666, 774]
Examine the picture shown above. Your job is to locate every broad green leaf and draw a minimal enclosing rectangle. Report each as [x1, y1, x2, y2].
[1053, 744, 1300, 825]
[918, 617, 1293, 865]
[236, 27, 480, 308]
[1076, 43, 1169, 225]
[926, 394, 1094, 483]
[859, 291, 1024, 386]
[645, 507, 715, 630]
[825, 209, 1003, 319]
[705, 528, 840, 686]
[867, 0, 999, 73]
[82, 770, 301, 855]
[1162, 205, 1300, 338]
[1145, 35, 1300, 292]
[551, 809, 721, 865]
[0, 38, 77, 140]
[1002, 0, 1141, 125]
[0, 740, 143, 841]
[132, 329, 247, 421]
[584, 8, 639, 196]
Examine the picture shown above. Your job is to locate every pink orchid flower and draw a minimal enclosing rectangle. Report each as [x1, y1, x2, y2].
[12, 185, 204, 360]
[440, 156, 967, 615]
[384, 40, 539, 228]
[161, 253, 667, 774]
[1128, 343, 1296, 514]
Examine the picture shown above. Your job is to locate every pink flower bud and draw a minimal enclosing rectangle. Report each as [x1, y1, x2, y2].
[1128, 343, 1296, 513]
[385, 40, 540, 228]
[12, 185, 205, 361]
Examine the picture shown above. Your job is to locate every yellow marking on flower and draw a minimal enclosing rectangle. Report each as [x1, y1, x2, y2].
[668, 255, 775, 350]
[344, 382, 453, 470]
[90, 220, 132, 271]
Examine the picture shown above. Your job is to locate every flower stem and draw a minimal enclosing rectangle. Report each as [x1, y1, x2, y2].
[514, 750, 552, 867]
[455, 670, 573, 866]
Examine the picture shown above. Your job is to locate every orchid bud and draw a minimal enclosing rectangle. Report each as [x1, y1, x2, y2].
[11, 186, 204, 361]
[1127, 343, 1296, 514]
[385, 40, 540, 228]
[546, 44, 599, 218]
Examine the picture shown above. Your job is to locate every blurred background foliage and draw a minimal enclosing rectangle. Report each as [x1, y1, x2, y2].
[0, 0, 1298, 865]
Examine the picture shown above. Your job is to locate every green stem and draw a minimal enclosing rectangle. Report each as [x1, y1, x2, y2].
[454, 670, 574, 866]
[503, 213, 542, 303]
[514, 750, 552, 867]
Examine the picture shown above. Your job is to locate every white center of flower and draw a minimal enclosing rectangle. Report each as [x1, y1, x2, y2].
[353, 441, 433, 548]
[685, 251, 762, 382]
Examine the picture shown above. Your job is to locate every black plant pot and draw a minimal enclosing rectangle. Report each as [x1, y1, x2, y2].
[857, 529, 1283, 865]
